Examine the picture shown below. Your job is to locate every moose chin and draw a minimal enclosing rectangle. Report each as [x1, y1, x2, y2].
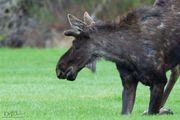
[56, 0, 180, 115]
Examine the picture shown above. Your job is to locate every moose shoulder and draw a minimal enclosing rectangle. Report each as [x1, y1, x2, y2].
[56, 0, 180, 115]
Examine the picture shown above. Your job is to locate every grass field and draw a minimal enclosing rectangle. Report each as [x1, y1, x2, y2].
[0, 48, 179, 120]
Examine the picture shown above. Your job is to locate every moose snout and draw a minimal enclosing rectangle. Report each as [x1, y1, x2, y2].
[56, 67, 76, 81]
[56, 68, 66, 79]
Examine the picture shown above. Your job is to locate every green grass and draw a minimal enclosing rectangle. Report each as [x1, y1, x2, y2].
[0, 48, 179, 120]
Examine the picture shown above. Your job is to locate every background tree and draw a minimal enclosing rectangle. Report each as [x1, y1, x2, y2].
[0, 0, 154, 48]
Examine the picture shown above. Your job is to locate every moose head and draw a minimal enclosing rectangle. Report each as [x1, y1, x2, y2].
[56, 12, 99, 81]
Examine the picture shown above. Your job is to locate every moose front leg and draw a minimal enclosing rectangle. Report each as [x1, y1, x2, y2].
[158, 66, 180, 115]
[144, 66, 179, 115]
[121, 80, 138, 114]
[148, 73, 168, 115]
[148, 84, 165, 114]
[116, 64, 138, 114]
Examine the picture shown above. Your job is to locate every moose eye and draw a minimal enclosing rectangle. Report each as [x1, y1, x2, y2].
[73, 41, 80, 50]
[74, 45, 80, 50]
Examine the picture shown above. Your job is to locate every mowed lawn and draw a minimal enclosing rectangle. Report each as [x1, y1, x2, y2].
[0, 48, 179, 120]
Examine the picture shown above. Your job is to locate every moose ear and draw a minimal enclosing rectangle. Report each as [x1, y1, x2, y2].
[83, 11, 95, 25]
[64, 29, 80, 37]
[68, 14, 86, 31]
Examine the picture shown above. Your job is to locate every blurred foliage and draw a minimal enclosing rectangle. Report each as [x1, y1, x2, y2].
[18, 0, 55, 24]
[0, 0, 155, 29]
[0, 0, 155, 48]
[0, 35, 5, 41]
[20, 0, 154, 23]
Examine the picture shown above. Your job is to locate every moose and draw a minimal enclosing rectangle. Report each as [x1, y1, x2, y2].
[56, 0, 180, 115]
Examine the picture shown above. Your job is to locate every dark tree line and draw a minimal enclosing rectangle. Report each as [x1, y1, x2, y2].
[0, 0, 153, 48]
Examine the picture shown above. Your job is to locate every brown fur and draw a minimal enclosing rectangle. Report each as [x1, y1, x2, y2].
[56, 0, 180, 115]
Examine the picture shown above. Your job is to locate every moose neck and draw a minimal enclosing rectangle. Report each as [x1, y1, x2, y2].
[92, 23, 140, 64]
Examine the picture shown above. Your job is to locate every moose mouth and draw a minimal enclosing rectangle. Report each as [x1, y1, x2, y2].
[56, 58, 96, 81]
[56, 66, 80, 81]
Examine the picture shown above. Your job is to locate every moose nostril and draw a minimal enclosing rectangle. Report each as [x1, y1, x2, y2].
[57, 71, 66, 79]
[56, 69, 63, 77]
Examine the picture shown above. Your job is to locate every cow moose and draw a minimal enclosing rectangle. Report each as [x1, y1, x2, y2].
[56, 0, 180, 115]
